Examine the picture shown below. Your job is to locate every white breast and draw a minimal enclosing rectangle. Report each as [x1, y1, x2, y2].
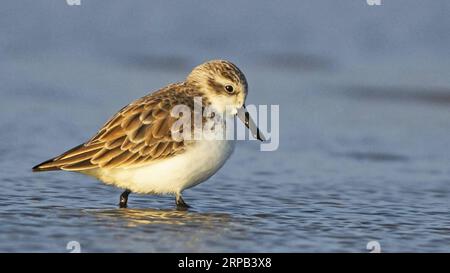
[88, 139, 235, 195]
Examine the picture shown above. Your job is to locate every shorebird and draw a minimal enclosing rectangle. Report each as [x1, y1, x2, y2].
[33, 60, 264, 209]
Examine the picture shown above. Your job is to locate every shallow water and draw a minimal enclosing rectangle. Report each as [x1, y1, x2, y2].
[1, 1, 450, 252]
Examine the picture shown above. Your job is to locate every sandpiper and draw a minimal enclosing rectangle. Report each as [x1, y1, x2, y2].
[33, 60, 265, 209]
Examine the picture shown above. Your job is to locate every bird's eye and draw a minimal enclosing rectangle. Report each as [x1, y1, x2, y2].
[225, 85, 234, 93]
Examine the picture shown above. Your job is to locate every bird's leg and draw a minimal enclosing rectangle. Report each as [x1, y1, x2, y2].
[119, 189, 131, 208]
[175, 193, 190, 210]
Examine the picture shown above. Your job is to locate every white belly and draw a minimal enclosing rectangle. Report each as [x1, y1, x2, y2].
[86, 140, 235, 195]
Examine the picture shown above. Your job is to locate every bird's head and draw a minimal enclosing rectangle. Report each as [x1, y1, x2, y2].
[186, 60, 264, 141]
[187, 59, 248, 115]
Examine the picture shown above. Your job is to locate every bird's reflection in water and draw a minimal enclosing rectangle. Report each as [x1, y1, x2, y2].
[87, 208, 231, 228]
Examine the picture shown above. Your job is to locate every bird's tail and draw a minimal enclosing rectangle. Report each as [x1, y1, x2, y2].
[32, 144, 90, 172]
[32, 158, 64, 172]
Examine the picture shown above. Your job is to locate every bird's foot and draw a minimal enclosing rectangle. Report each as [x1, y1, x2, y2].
[119, 189, 131, 208]
[176, 194, 190, 210]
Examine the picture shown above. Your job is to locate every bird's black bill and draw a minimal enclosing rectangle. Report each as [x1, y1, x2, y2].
[237, 105, 266, 142]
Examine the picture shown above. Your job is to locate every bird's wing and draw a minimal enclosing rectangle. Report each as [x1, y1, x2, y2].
[33, 83, 196, 172]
